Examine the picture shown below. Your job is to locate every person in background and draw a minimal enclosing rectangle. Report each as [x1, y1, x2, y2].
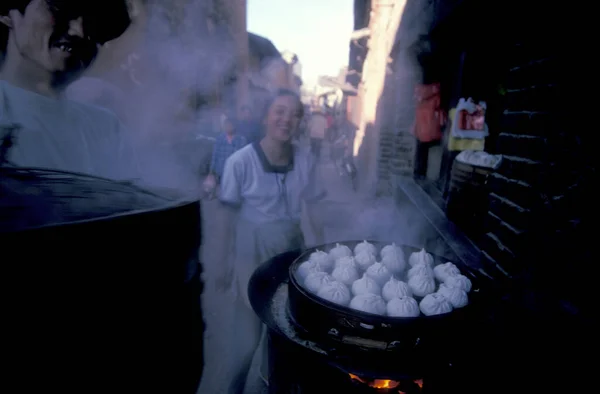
[308, 108, 327, 159]
[325, 107, 334, 129]
[293, 105, 311, 153]
[217, 89, 325, 393]
[203, 115, 246, 197]
[0, 0, 139, 181]
[236, 104, 262, 145]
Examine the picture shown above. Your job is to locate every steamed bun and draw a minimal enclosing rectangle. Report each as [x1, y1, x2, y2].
[408, 248, 434, 267]
[329, 243, 352, 261]
[386, 297, 420, 317]
[354, 251, 376, 271]
[297, 261, 324, 281]
[445, 274, 472, 293]
[351, 273, 381, 296]
[349, 294, 386, 315]
[335, 255, 358, 271]
[381, 252, 406, 275]
[408, 274, 436, 297]
[381, 243, 402, 259]
[437, 283, 469, 308]
[354, 240, 377, 257]
[419, 293, 453, 316]
[304, 271, 334, 294]
[433, 262, 460, 283]
[332, 263, 360, 286]
[317, 281, 351, 306]
[365, 262, 392, 286]
[407, 263, 433, 279]
[381, 276, 411, 302]
[308, 250, 334, 272]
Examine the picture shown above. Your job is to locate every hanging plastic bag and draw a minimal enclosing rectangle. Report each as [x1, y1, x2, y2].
[447, 108, 485, 152]
[452, 97, 489, 139]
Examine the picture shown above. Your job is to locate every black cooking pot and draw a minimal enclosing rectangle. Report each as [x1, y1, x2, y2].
[248, 246, 493, 379]
[288, 241, 489, 349]
[0, 168, 203, 394]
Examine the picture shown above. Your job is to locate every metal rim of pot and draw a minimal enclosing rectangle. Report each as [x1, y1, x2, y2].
[0, 166, 197, 234]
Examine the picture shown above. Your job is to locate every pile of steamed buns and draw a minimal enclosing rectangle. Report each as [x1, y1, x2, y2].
[295, 241, 472, 317]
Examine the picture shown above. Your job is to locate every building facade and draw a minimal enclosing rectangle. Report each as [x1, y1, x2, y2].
[281, 50, 303, 92]
[349, 0, 588, 330]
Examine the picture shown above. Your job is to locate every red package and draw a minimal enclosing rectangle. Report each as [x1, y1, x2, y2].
[458, 109, 469, 130]
[412, 83, 446, 142]
[470, 105, 486, 131]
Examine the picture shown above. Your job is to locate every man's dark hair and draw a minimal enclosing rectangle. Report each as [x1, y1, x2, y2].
[1, 1, 131, 55]
[0, 0, 31, 15]
[0, 0, 30, 15]
[0, 1, 30, 54]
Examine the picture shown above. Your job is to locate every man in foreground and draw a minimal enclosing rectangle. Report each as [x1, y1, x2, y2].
[1, 2, 205, 393]
[0, 0, 138, 180]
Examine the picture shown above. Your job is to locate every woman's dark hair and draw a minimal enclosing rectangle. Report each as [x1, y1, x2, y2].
[259, 88, 304, 123]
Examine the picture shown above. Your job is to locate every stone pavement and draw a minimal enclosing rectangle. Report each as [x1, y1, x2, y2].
[195, 141, 437, 394]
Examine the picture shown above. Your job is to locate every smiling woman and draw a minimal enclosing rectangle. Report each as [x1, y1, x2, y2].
[210, 88, 325, 393]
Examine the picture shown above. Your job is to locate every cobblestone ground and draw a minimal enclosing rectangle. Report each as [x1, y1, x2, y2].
[196, 142, 448, 394]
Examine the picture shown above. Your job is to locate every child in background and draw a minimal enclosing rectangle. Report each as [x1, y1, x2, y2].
[203, 116, 246, 198]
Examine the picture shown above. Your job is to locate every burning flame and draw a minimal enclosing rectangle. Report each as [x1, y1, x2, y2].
[348, 374, 424, 391]
[349, 373, 400, 389]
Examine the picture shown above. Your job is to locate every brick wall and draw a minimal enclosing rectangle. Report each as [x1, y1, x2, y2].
[480, 38, 561, 272]
[479, 31, 592, 312]
[440, 3, 590, 389]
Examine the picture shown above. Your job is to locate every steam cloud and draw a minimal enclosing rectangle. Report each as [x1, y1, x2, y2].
[65, 1, 450, 260]
[66, 0, 238, 196]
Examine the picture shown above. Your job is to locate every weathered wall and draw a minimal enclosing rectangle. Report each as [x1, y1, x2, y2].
[371, 0, 426, 196]
[353, 0, 469, 196]
[376, 52, 420, 195]
[353, 0, 410, 196]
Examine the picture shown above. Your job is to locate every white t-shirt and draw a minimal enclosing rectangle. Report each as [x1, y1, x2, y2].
[220, 143, 324, 224]
[0, 80, 139, 181]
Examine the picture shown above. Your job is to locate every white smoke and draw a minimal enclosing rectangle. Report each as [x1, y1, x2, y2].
[67, 0, 239, 195]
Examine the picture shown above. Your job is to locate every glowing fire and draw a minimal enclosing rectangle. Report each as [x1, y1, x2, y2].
[349, 373, 400, 389]
[348, 374, 424, 391]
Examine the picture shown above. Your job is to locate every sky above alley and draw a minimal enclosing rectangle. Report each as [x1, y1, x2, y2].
[247, 0, 354, 88]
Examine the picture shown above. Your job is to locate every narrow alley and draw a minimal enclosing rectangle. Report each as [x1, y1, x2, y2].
[1, 0, 590, 394]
